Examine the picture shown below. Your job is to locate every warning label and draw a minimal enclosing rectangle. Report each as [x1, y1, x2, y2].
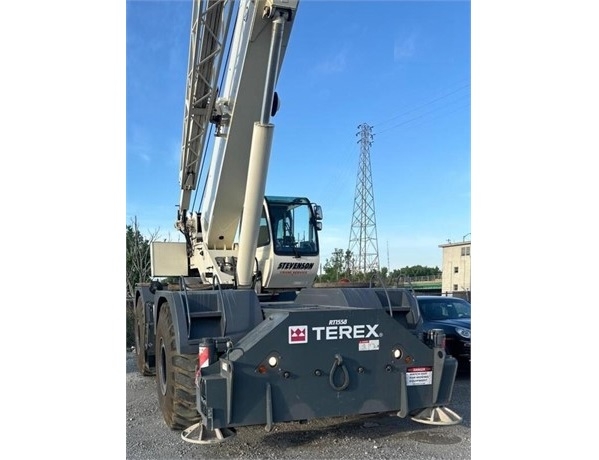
[406, 366, 433, 386]
[358, 339, 380, 351]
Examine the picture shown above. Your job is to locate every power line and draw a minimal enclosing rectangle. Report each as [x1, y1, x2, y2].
[373, 83, 470, 135]
[375, 94, 470, 136]
[372, 81, 470, 129]
[379, 101, 470, 135]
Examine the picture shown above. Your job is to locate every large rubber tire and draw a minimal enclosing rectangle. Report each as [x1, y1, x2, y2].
[134, 297, 154, 376]
[155, 303, 201, 430]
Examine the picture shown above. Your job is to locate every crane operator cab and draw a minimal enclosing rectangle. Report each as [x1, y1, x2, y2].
[254, 196, 322, 292]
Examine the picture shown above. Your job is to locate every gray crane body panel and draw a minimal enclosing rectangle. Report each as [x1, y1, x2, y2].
[194, 288, 458, 430]
[153, 288, 265, 355]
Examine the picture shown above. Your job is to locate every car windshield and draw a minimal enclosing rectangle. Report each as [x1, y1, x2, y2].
[418, 298, 471, 320]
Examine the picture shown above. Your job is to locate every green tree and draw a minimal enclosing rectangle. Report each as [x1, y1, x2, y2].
[343, 249, 353, 278]
[389, 265, 441, 280]
[126, 217, 157, 298]
[320, 248, 346, 282]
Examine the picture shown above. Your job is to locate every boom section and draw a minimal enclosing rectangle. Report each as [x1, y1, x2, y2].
[177, 0, 235, 231]
[200, 0, 298, 249]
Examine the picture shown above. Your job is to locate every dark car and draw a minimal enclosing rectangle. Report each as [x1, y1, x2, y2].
[416, 296, 471, 370]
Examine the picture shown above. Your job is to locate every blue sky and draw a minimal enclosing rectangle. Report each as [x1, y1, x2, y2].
[126, 0, 471, 270]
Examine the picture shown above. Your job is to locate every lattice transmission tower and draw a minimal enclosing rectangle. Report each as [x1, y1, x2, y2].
[347, 123, 380, 274]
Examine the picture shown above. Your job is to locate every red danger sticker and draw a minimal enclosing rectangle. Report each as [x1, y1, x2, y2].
[406, 366, 433, 386]
[407, 366, 432, 372]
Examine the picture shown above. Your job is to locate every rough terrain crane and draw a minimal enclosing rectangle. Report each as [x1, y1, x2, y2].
[133, 0, 462, 444]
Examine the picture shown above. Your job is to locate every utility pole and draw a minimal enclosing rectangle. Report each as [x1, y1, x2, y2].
[387, 240, 390, 270]
[347, 123, 380, 274]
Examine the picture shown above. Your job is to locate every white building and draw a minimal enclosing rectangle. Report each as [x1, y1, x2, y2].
[438, 240, 471, 295]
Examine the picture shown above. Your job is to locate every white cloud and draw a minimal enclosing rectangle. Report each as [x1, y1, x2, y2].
[128, 124, 153, 163]
[315, 48, 348, 75]
[394, 33, 417, 61]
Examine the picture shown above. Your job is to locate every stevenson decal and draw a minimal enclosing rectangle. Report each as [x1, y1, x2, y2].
[277, 262, 315, 270]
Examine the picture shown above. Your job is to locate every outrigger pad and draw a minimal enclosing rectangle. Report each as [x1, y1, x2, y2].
[410, 406, 462, 426]
[181, 423, 237, 444]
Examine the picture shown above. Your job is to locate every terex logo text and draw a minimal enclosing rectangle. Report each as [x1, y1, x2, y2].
[312, 324, 380, 341]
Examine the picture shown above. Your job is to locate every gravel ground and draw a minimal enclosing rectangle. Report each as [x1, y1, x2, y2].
[126, 351, 471, 459]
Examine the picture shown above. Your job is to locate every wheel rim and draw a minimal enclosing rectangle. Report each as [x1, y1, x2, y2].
[158, 337, 168, 395]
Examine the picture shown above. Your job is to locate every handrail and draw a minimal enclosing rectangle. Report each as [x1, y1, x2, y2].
[370, 272, 393, 318]
[180, 277, 192, 339]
